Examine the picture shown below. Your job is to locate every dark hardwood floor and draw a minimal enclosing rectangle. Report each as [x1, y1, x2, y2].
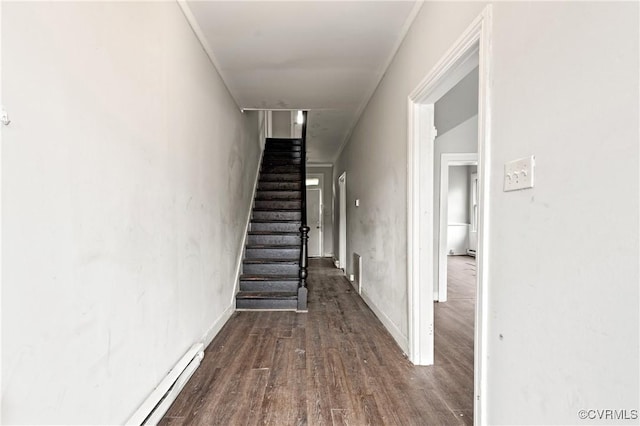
[160, 257, 476, 425]
[434, 255, 477, 425]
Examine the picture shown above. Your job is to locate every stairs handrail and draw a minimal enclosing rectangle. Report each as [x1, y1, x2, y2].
[298, 111, 309, 311]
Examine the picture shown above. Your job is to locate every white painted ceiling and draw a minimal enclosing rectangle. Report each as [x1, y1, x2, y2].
[184, 1, 421, 163]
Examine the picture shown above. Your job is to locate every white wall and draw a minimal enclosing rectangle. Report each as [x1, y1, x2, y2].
[486, 3, 638, 423]
[334, 1, 639, 423]
[1, 2, 260, 424]
[333, 2, 486, 350]
[307, 165, 334, 257]
[434, 66, 479, 136]
[448, 166, 470, 224]
[271, 110, 291, 138]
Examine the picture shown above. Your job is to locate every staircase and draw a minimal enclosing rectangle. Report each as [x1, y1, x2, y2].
[235, 129, 309, 311]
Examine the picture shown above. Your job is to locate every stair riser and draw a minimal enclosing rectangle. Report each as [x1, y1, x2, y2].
[240, 280, 299, 292]
[264, 150, 302, 157]
[248, 234, 300, 245]
[254, 200, 301, 210]
[257, 182, 301, 191]
[253, 211, 302, 221]
[261, 166, 301, 173]
[264, 148, 302, 154]
[256, 191, 301, 200]
[245, 248, 300, 259]
[267, 138, 301, 143]
[266, 141, 302, 147]
[251, 222, 302, 232]
[243, 263, 299, 275]
[266, 140, 302, 146]
[262, 157, 302, 168]
[236, 298, 298, 310]
[260, 173, 301, 182]
[237, 137, 307, 311]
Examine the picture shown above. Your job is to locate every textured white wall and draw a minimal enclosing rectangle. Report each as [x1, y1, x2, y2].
[485, 3, 638, 423]
[1, 2, 260, 424]
[448, 166, 470, 225]
[271, 110, 291, 138]
[334, 1, 486, 351]
[434, 66, 479, 137]
[334, 1, 638, 423]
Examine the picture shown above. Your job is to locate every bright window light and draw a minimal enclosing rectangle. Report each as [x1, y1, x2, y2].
[306, 178, 319, 186]
[296, 110, 304, 124]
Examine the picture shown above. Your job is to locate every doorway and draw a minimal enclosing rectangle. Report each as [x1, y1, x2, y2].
[437, 154, 478, 302]
[306, 173, 323, 257]
[406, 5, 492, 424]
[338, 172, 347, 273]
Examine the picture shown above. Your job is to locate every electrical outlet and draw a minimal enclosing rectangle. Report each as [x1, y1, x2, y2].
[504, 155, 535, 191]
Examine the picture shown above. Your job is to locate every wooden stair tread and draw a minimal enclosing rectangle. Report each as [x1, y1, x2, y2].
[253, 207, 300, 211]
[246, 244, 299, 249]
[240, 274, 299, 281]
[237, 133, 308, 311]
[256, 191, 301, 193]
[251, 219, 301, 223]
[248, 231, 300, 235]
[236, 291, 298, 299]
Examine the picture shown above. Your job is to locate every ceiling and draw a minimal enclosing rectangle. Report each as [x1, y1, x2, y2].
[183, 1, 422, 164]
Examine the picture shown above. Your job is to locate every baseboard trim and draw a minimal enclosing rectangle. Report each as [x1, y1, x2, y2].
[202, 303, 235, 348]
[360, 289, 409, 355]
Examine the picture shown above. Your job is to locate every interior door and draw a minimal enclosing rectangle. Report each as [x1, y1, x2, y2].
[306, 188, 322, 257]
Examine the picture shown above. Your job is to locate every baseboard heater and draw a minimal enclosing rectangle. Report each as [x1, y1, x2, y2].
[126, 343, 204, 426]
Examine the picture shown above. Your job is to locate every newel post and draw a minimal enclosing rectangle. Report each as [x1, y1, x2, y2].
[298, 225, 310, 311]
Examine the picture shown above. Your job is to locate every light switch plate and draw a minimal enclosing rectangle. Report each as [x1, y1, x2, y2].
[355, 199, 360, 207]
[504, 156, 535, 191]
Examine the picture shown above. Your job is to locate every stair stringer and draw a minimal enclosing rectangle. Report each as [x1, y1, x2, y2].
[231, 142, 265, 304]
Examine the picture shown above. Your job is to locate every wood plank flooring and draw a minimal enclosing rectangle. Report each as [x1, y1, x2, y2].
[434, 255, 477, 425]
[160, 257, 476, 425]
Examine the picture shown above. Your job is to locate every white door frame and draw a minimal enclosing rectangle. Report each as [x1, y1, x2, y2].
[338, 172, 347, 272]
[406, 5, 492, 424]
[265, 110, 273, 138]
[0, 3, 4, 421]
[469, 171, 479, 255]
[437, 154, 477, 302]
[306, 173, 324, 257]
[290, 110, 302, 138]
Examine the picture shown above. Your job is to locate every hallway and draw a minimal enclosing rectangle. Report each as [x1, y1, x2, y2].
[160, 258, 474, 425]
